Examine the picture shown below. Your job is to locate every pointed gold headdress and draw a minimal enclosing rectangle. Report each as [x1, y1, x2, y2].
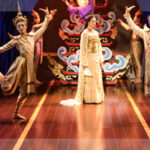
[13, 1, 27, 26]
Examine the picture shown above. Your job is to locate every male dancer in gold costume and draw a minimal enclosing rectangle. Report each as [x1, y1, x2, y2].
[0, 2, 57, 120]
[124, 6, 150, 95]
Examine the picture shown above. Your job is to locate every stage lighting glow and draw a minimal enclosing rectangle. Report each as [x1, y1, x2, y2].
[77, 0, 89, 7]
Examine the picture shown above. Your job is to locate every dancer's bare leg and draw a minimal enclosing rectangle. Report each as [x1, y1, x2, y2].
[0, 72, 27, 119]
[13, 71, 28, 120]
[35, 52, 42, 85]
[13, 94, 28, 120]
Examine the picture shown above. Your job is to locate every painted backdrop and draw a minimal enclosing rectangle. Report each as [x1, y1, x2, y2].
[0, 0, 147, 85]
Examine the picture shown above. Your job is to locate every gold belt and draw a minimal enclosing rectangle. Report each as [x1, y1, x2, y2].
[88, 48, 99, 53]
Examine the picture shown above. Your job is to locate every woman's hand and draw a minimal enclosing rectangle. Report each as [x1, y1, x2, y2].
[39, 7, 57, 21]
[50, 9, 57, 16]
[39, 7, 49, 18]
[117, 19, 123, 24]
[125, 6, 135, 15]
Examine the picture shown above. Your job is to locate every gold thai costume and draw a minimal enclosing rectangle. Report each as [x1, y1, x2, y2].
[75, 29, 104, 103]
[127, 31, 143, 81]
[0, 16, 49, 95]
[0, 15, 50, 117]
[124, 12, 150, 94]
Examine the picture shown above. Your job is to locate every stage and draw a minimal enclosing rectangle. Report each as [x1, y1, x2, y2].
[0, 80, 150, 150]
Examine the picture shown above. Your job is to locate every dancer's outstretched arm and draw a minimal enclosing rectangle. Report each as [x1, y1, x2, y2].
[124, 6, 144, 38]
[118, 19, 131, 31]
[32, 23, 43, 31]
[0, 40, 15, 53]
[33, 8, 57, 41]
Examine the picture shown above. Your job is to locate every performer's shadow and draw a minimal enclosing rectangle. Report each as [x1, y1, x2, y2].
[0, 119, 27, 125]
[12, 119, 27, 124]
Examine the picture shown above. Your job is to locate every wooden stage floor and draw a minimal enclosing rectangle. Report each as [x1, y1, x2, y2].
[0, 80, 150, 150]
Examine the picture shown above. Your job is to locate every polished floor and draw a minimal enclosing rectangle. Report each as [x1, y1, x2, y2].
[0, 80, 150, 150]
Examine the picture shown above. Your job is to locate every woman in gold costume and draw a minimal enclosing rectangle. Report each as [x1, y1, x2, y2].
[75, 15, 104, 104]
[61, 15, 104, 105]
[0, 3, 56, 120]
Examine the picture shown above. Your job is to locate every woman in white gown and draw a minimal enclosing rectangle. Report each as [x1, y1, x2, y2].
[61, 15, 104, 106]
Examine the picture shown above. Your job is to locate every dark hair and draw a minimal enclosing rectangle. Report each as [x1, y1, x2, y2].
[85, 15, 95, 28]
[134, 9, 144, 27]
